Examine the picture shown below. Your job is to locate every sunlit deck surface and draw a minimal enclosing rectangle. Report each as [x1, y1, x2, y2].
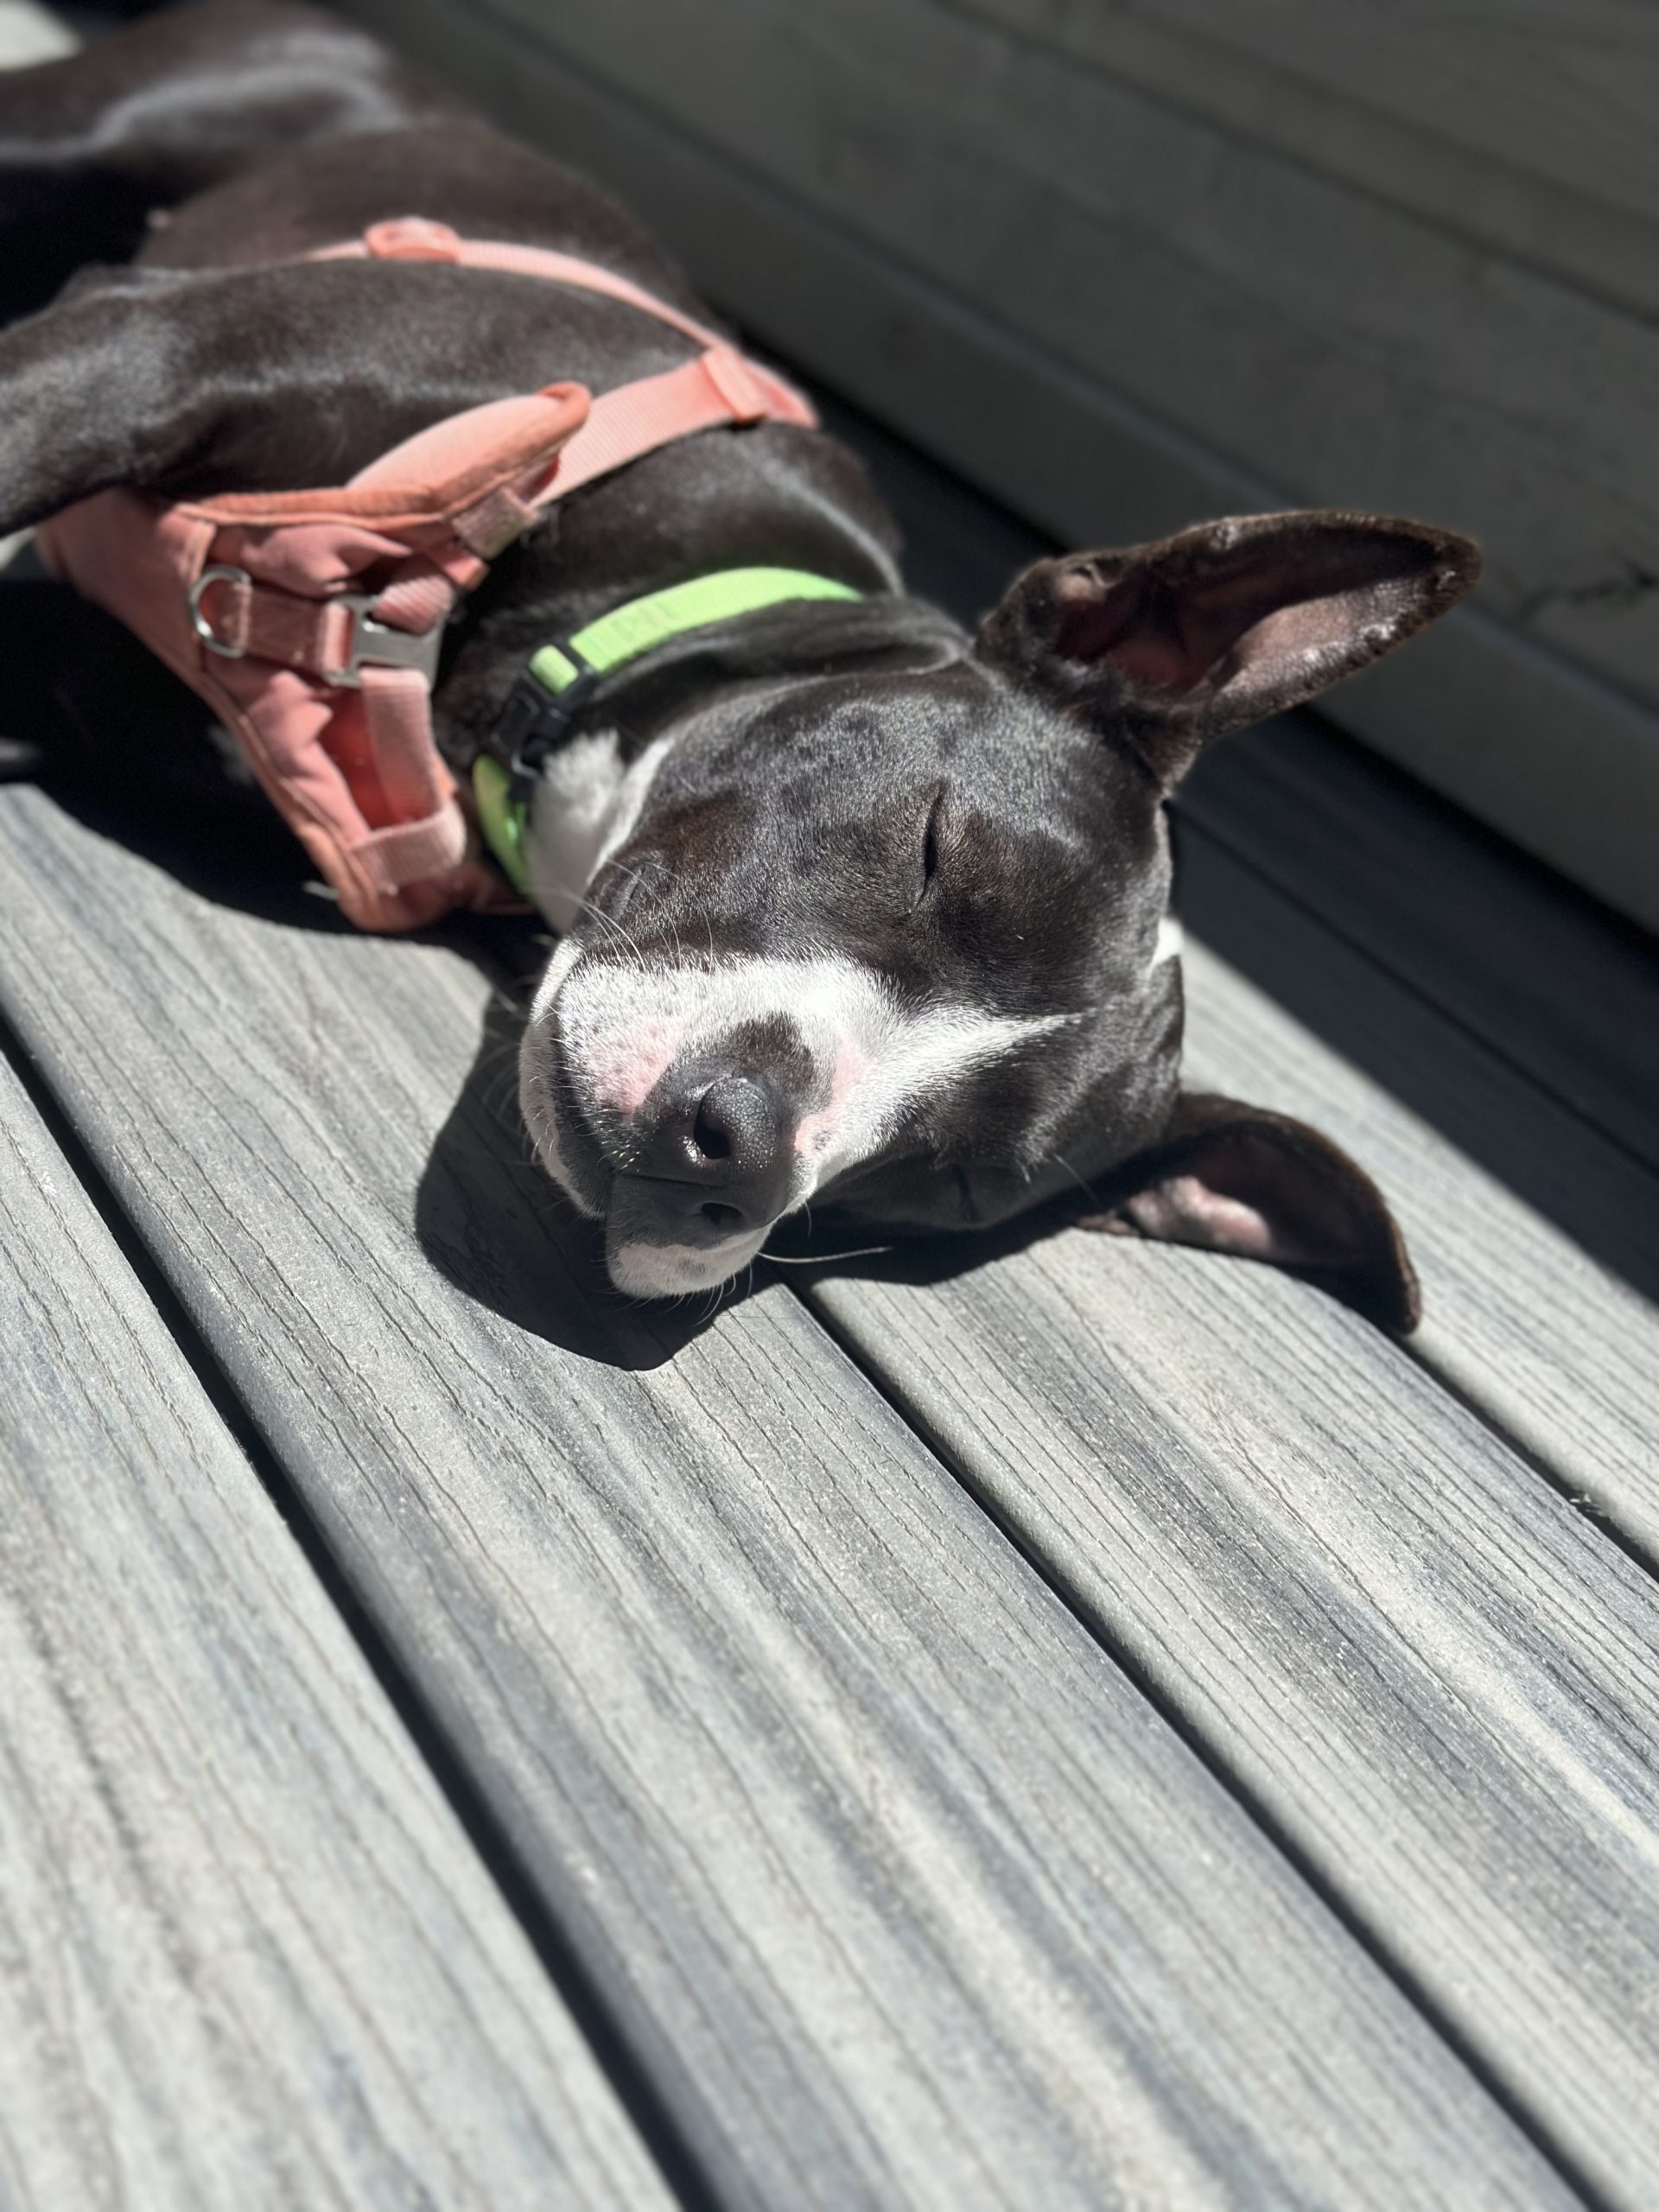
[3, 33, 1658, 2212]
[4, 384, 1656, 2209]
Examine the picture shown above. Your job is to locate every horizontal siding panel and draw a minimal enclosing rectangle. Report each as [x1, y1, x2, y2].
[346, 0, 1659, 925]
[960, 0, 1659, 320]
[469, 0, 1659, 714]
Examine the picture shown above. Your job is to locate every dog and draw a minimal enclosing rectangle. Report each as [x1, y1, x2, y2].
[0, 0, 1478, 1323]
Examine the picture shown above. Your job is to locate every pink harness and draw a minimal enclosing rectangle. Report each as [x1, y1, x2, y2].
[35, 217, 816, 931]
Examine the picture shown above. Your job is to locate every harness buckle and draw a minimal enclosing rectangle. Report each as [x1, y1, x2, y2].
[327, 594, 447, 690]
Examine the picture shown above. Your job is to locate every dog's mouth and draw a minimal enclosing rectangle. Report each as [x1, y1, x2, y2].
[518, 945, 797, 1298]
[601, 1193, 775, 1300]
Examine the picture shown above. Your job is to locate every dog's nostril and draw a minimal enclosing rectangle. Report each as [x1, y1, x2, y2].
[692, 1096, 734, 1162]
[701, 1200, 743, 1233]
[663, 1073, 786, 1205]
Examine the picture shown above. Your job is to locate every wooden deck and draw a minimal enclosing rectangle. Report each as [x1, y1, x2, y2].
[2, 385, 1657, 2207]
[4, 10, 1659, 2201]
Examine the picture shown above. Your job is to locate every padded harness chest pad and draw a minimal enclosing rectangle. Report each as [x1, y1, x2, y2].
[32, 214, 817, 933]
[36, 383, 591, 931]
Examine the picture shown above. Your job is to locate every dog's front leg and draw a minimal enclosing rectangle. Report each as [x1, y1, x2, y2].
[0, 0, 454, 319]
[0, 254, 516, 529]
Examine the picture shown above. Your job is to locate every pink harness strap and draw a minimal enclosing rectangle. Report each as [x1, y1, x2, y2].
[35, 216, 817, 931]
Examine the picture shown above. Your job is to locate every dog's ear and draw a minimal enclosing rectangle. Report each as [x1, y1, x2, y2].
[978, 510, 1480, 785]
[0, 259, 502, 531]
[1080, 1090, 1419, 1331]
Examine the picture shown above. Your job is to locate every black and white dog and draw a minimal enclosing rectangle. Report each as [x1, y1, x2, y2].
[0, 0, 1478, 1323]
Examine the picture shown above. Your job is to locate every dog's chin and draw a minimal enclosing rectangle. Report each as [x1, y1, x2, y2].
[606, 1224, 772, 1300]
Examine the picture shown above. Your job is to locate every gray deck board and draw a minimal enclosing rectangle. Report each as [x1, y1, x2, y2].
[0, 1046, 670, 2211]
[1182, 714, 1659, 1176]
[805, 1193, 1659, 2205]
[0, 784, 1573, 2211]
[1176, 832, 1659, 1555]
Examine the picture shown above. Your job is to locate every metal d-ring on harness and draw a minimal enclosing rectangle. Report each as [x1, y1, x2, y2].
[190, 565, 449, 689]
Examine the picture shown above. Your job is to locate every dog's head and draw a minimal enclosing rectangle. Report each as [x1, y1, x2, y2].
[522, 509, 1478, 1325]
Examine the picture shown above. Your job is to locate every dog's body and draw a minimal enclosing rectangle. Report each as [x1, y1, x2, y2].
[0, 0, 1478, 1319]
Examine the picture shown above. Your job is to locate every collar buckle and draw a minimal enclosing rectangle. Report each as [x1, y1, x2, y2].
[490, 652, 601, 803]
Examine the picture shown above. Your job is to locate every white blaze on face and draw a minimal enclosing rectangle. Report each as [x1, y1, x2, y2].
[519, 949, 1077, 1284]
[561, 954, 1071, 1181]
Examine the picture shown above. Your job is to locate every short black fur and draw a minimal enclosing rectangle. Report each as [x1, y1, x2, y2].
[0, 0, 1484, 1325]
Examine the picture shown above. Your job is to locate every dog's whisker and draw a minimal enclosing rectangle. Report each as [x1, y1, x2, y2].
[563, 890, 648, 976]
[1048, 1149, 1104, 1209]
[762, 1243, 893, 1266]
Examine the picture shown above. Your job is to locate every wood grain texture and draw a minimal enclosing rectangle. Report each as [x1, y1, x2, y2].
[0, 785, 1573, 2212]
[956, 0, 1659, 321]
[0, 1053, 669, 2210]
[447, 0, 1659, 712]
[805, 1197, 1659, 2206]
[1180, 714, 1659, 1177]
[1172, 832, 1659, 1555]
[1112, 0, 1659, 227]
[342, 0, 1659, 931]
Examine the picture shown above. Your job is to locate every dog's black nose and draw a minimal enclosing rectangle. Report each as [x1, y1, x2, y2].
[635, 1070, 795, 1230]
[691, 1073, 776, 1171]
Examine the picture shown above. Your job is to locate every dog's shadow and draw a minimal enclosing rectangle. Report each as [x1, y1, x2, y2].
[0, 572, 368, 931]
[412, 948, 697, 1370]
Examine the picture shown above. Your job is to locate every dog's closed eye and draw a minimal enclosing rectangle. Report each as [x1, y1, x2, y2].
[911, 786, 947, 912]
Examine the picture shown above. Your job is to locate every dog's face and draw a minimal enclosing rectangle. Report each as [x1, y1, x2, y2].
[524, 658, 1182, 1287]
[520, 511, 1478, 1320]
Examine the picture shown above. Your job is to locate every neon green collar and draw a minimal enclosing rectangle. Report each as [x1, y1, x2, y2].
[474, 565, 862, 894]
